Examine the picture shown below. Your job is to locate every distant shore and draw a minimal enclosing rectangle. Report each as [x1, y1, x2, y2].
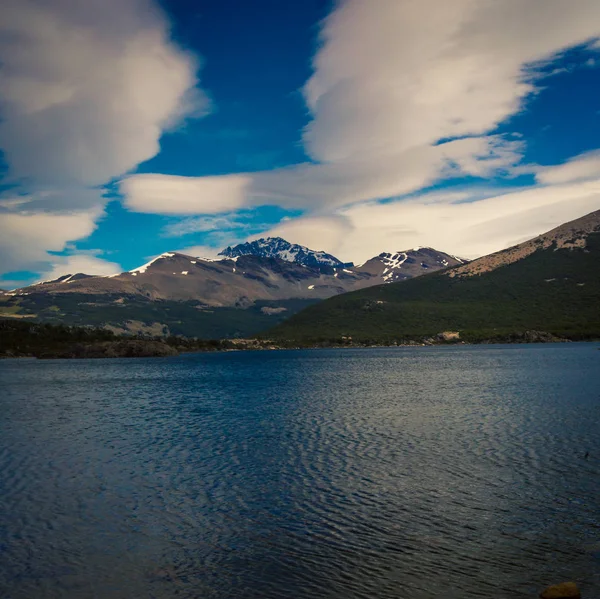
[3, 332, 597, 360]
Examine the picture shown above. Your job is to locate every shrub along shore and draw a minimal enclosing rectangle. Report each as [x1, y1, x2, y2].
[2, 319, 597, 359]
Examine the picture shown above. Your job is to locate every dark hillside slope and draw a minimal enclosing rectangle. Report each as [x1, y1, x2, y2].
[266, 230, 600, 343]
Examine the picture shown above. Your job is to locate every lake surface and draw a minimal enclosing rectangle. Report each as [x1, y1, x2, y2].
[1, 344, 599, 599]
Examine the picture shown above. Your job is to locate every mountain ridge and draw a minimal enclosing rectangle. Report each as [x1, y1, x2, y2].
[7, 244, 464, 304]
[1, 241, 465, 338]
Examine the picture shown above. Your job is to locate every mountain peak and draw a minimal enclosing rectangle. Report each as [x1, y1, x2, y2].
[219, 237, 352, 269]
[355, 247, 467, 282]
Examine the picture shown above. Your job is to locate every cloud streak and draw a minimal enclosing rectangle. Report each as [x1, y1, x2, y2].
[124, 135, 525, 213]
[302, 0, 600, 163]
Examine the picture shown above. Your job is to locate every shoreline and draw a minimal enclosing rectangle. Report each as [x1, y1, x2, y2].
[2, 336, 598, 360]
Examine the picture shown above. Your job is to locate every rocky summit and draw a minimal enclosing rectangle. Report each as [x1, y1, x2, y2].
[218, 237, 352, 269]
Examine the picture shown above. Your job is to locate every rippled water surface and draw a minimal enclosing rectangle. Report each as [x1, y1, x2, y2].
[1, 344, 600, 598]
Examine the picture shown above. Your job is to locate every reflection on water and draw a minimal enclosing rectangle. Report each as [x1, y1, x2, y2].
[1, 344, 599, 598]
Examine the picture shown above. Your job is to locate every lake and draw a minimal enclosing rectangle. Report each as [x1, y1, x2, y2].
[1, 344, 599, 598]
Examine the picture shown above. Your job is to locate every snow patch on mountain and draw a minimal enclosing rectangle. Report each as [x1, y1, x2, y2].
[129, 252, 176, 274]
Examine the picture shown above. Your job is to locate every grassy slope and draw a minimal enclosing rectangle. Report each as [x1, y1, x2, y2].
[265, 234, 600, 342]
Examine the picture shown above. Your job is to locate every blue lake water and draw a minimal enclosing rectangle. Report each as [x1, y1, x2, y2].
[1, 344, 599, 599]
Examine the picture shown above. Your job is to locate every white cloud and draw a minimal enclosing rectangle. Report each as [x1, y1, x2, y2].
[0, 210, 102, 269]
[250, 215, 353, 255]
[0, 208, 125, 286]
[225, 151, 600, 262]
[302, 0, 600, 164]
[124, 135, 524, 213]
[163, 214, 246, 237]
[121, 0, 600, 224]
[343, 181, 600, 260]
[162, 209, 283, 238]
[0, 188, 108, 213]
[0, 0, 205, 189]
[122, 173, 251, 215]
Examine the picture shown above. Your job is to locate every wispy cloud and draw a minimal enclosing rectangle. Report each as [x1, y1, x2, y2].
[163, 210, 295, 258]
[0, 209, 103, 269]
[121, 0, 600, 258]
[163, 213, 255, 237]
[535, 150, 600, 185]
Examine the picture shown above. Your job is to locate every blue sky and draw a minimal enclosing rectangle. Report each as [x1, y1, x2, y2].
[1, 0, 600, 287]
[144, 0, 329, 176]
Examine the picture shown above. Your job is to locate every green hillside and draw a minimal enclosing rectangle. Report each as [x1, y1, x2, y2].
[264, 233, 600, 343]
[0, 293, 318, 339]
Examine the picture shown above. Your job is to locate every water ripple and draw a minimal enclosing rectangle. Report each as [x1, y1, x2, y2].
[1, 344, 599, 598]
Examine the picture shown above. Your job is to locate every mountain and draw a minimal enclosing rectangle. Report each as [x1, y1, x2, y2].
[0, 242, 464, 338]
[265, 210, 600, 343]
[14, 252, 372, 304]
[219, 237, 352, 269]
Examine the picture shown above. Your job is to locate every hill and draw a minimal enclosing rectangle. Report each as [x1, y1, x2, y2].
[265, 210, 600, 343]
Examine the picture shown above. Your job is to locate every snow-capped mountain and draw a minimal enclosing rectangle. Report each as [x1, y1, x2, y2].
[219, 237, 352, 269]
[10, 244, 465, 304]
[354, 247, 466, 282]
[3, 240, 466, 338]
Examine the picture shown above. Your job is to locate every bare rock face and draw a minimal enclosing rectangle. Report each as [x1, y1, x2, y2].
[539, 582, 581, 599]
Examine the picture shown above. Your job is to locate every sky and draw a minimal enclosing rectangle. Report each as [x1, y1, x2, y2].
[1, 0, 600, 287]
